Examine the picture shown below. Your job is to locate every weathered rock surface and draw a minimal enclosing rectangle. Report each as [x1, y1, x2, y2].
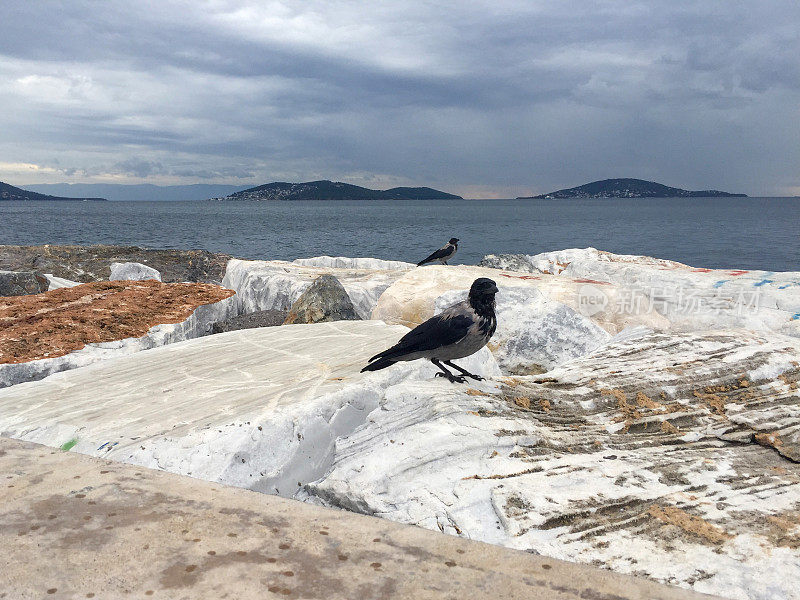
[0, 270, 48, 296]
[211, 309, 288, 333]
[0, 280, 236, 387]
[0, 244, 231, 284]
[223, 258, 411, 319]
[0, 321, 497, 496]
[0, 437, 707, 600]
[285, 275, 360, 324]
[109, 261, 162, 281]
[292, 256, 415, 270]
[305, 329, 800, 599]
[481, 248, 800, 338]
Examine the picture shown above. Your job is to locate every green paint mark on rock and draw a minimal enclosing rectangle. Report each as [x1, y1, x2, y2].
[60, 438, 78, 451]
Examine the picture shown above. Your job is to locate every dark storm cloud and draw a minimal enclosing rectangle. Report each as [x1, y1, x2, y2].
[0, 1, 798, 195]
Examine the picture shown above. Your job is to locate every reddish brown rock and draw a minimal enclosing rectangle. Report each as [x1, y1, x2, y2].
[0, 280, 235, 364]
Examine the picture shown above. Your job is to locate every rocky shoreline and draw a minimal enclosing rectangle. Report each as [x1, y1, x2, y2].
[0, 244, 798, 599]
[0, 244, 231, 284]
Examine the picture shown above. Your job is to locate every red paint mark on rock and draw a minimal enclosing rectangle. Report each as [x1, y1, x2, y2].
[499, 274, 540, 280]
[727, 270, 749, 276]
[573, 279, 612, 286]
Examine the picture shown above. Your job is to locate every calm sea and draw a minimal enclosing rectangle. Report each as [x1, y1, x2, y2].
[0, 197, 797, 271]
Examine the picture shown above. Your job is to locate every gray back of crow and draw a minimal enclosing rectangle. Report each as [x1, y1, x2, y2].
[368, 309, 472, 362]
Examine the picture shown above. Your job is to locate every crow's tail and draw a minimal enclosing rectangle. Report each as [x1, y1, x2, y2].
[361, 356, 396, 373]
[416, 258, 430, 266]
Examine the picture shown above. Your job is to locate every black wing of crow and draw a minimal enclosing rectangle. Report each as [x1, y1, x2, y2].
[417, 246, 451, 266]
[367, 312, 473, 363]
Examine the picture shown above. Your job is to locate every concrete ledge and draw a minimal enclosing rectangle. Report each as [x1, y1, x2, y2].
[0, 437, 715, 600]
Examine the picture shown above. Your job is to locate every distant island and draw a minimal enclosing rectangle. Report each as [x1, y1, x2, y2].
[518, 178, 747, 199]
[211, 180, 462, 201]
[24, 183, 247, 202]
[1, 181, 107, 202]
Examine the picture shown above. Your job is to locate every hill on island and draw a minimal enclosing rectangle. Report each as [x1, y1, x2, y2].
[212, 180, 462, 201]
[1, 181, 107, 202]
[519, 178, 747, 199]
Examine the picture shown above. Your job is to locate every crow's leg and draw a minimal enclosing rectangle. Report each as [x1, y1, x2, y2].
[431, 358, 466, 383]
[444, 360, 484, 381]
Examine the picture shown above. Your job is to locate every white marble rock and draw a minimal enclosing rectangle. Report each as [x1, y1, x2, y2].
[44, 273, 81, 290]
[0, 321, 498, 495]
[109, 261, 162, 281]
[222, 257, 412, 319]
[482, 248, 800, 338]
[305, 328, 800, 600]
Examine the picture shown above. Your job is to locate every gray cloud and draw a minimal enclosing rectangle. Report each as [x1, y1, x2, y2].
[112, 158, 165, 178]
[0, 1, 798, 196]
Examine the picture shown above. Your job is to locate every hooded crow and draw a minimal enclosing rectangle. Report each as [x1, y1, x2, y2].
[361, 277, 498, 382]
[417, 238, 459, 266]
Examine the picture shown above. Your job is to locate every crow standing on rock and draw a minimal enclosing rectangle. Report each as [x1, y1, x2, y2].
[361, 278, 498, 383]
[417, 238, 459, 266]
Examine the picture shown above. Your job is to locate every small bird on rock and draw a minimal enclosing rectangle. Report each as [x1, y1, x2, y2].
[417, 237, 459, 266]
[361, 277, 498, 383]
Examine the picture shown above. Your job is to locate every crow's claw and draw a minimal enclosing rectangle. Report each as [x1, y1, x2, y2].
[435, 372, 467, 383]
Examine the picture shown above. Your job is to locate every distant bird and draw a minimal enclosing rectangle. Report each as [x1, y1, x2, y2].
[417, 238, 459, 266]
[361, 277, 498, 383]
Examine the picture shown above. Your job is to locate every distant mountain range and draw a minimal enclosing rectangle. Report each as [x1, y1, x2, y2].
[519, 178, 747, 199]
[212, 180, 462, 201]
[23, 183, 248, 202]
[1, 181, 107, 202]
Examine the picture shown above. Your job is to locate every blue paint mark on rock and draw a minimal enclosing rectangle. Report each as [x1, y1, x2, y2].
[713, 280, 727, 289]
[753, 272, 778, 287]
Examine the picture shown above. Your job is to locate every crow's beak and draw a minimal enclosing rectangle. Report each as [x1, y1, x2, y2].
[491, 284, 499, 294]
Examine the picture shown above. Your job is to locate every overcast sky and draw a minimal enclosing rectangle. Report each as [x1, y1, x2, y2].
[1, 1, 798, 197]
